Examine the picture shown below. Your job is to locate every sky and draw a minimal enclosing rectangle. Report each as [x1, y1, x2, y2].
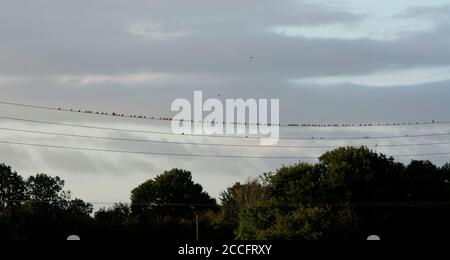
[0, 0, 450, 205]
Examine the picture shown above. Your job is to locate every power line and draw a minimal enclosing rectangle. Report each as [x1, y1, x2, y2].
[1, 100, 448, 128]
[0, 139, 449, 159]
[1, 126, 450, 149]
[2, 115, 450, 141]
[0, 139, 318, 159]
[6, 200, 219, 207]
[0, 115, 249, 139]
[6, 200, 450, 208]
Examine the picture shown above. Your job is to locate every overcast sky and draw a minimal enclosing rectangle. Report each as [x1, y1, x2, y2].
[1, 0, 450, 205]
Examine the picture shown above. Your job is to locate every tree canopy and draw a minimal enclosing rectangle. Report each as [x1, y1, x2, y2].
[234, 147, 450, 240]
[131, 169, 217, 221]
[1, 147, 450, 240]
[0, 164, 26, 211]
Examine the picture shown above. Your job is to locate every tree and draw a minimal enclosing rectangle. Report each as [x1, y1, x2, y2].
[318, 146, 405, 203]
[66, 199, 94, 217]
[220, 180, 268, 228]
[0, 164, 26, 211]
[2, 146, 450, 240]
[442, 163, 450, 173]
[405, 160, 448, 201]
[26, 174, 68, 203]
[95, 203, 131, 225]
[237, 204, 354, 240]
[131, 169, 216, 221]
[441, 163, 450, 188]
[266, 163, 323, 205]
[235, 158, 358, 240]
[0, 166, 94, 239]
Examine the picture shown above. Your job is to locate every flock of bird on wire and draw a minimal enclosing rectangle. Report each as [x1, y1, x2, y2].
[57, 106, 443, 129]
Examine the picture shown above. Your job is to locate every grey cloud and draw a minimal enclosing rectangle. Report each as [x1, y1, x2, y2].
[0, 0, 449, 202]
[0, 0, 449, 86]
[0, 0, 361, 77]
[399, 4, 450, 18]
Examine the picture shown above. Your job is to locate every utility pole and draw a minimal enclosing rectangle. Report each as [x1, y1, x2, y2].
[192, 206, 199, 241]
[196, 213, 199, 241]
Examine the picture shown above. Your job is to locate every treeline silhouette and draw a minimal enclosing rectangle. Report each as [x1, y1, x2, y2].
[1, 146, 450, 240]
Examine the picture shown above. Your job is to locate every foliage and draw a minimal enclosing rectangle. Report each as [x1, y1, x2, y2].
[220, 179, 268, 229]
[2, 147, 450, 240]
[0, 164, 26, 210]
[131, 169, 217, 221]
